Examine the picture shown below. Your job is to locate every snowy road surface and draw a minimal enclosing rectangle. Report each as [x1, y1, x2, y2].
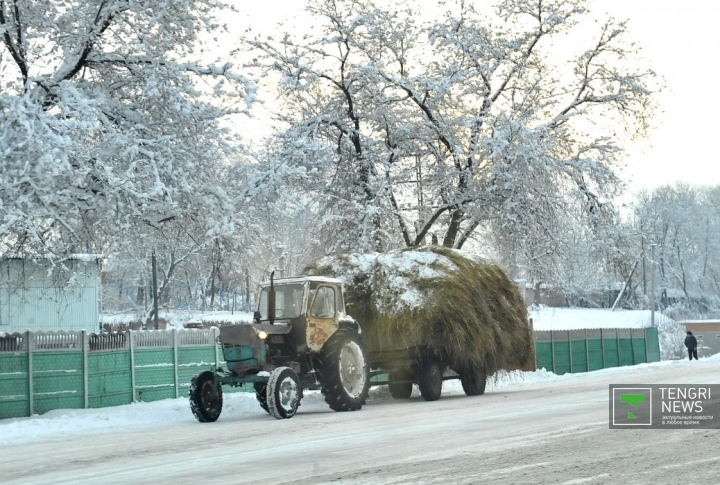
[1, 357, 719, 484]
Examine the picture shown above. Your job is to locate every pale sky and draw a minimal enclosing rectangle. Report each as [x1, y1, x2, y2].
[589, 0, 720, 192]
[232, 0, 720, 194]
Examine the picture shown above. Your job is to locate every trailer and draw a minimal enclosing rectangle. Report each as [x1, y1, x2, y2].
[304, 247, 533, 402]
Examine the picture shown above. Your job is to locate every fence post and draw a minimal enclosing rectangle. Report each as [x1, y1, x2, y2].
[630, 330, 636, 364]
[82, 331, 89, 409]
[214, 327, 220, 370]
[616, 330, 621, 366]
[600, 328, 605, 369]
[173, 329, 179, 398]
[27, 331, 34, 416]
[129, 330, 136, 403]
[550, 331, 555, 374]
[644, 328, 650, 363]
[568, 330, 573, 373]
[585, 329, 590, 371]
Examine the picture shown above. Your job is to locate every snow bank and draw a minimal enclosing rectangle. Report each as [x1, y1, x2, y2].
[100, 310, 254, 329]
[529, 307, 673, 331]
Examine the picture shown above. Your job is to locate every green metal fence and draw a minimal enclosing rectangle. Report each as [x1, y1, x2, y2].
[534, 327, 661, 375]
[1, 326, 663, 419]
[0, 329, 248, 419]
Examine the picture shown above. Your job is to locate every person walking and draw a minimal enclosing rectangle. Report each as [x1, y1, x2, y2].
[684, 331, 698, 360]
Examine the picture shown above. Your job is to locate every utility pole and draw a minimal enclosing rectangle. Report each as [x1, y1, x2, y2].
[649, 244, 657, 328]
[245, 270, 250, 312]
[152, 250, 159, 330]
[278, 256, 285, 278]
[641, 236, 646, 295]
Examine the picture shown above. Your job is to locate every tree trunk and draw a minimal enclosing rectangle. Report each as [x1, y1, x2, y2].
[443, 209, 463, 247]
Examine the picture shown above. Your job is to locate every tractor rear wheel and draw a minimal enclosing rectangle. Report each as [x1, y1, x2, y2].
[460, 367, 487, 396]
[388, 371, 413, 399]
[267, 367, 302, 419]
[253, 382, 270, 414]
[318, 329, 369, 411]
[189, 371, 223, 422]
[418, 359, 443, 401]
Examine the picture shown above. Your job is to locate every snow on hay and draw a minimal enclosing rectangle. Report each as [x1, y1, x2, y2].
[303, 246, 533, 376]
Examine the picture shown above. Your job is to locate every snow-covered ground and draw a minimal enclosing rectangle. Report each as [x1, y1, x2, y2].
[2, 355, 719, 484]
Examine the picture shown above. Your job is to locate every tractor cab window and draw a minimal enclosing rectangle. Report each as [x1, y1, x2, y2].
[310, 286, 336, 319]
[258, 284, 304, 320]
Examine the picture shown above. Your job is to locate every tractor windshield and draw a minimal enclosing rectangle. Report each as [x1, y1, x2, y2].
[258, 284, 305, 320]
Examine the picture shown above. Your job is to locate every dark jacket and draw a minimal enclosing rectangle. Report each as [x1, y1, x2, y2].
[685, 335, 697, 350]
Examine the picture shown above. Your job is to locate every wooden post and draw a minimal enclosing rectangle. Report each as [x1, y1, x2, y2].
[152, 251, 160, 330]
[600, 328, 606, 369]
[550, 331, 556, 374]
[245, 271, 250, 312]
[568, 330, 573, 373]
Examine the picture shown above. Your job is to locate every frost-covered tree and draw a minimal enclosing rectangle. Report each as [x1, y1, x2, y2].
[248, 0, 656, 254]
[0, 0, 255, 260]
[634, 184, 720, 315]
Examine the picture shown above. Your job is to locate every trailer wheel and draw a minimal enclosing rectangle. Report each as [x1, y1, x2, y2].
[189, 371, 223, 422]
[267, 367, 302, 419]
[253, 382, 270, 414]
[318, 330, 369, 412]
[388, 371, 413, 399]
[460, 367, 487, 396]
[418, 359, 443, 401]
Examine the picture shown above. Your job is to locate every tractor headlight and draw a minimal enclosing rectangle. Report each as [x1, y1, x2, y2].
[257, 330, 268, 340]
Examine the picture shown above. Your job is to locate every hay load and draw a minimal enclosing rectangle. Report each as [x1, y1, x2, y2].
[303, 246, 532, 376]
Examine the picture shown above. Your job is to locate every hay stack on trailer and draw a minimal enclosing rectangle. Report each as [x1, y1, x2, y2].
[303, 246, 532, 378]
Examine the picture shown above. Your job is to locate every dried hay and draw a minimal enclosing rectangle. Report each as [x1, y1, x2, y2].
[303, 246, 533, 375]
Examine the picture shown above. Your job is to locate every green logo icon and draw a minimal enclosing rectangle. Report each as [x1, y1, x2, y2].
[621, 394, 645, 419]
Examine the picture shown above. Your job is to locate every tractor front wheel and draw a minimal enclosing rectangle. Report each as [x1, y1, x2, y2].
[267, 367, 302, 419]
[189, 371, 223, 422]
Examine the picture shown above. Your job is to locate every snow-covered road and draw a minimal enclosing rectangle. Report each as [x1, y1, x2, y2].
[1, 357, 719, 484]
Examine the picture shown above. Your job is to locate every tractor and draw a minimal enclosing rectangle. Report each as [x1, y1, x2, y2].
[189, 273, 369, 420]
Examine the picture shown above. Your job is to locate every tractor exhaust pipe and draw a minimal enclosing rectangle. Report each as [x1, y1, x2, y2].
[268, 271, 276, 325]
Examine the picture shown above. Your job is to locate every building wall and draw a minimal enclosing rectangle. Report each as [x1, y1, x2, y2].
[683, 321, 720, 357]
[0, 258, 100, 333]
